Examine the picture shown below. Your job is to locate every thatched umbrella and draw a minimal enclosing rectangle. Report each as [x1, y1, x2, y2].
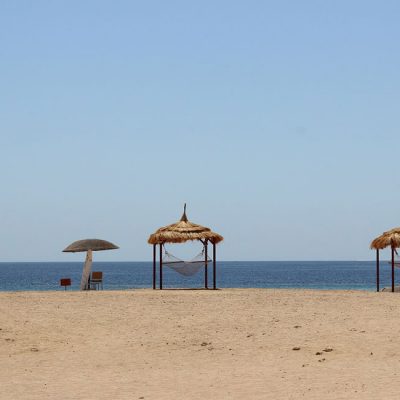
[370, 228, 400, 292]
[148, 204, 223, 289]
[63, 239, 119, 290]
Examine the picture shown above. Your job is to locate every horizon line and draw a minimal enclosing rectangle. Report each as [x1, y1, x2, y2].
[0, 259, 378, 263]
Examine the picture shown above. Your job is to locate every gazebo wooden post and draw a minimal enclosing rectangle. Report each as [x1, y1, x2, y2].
[160, 243, 163, 290]
[213, 241, 216, 290]
[204, 240, 208, 289]
[153, 244, 156, 290]
[392, 247, 395, 293]
[376, 249, 380, 292]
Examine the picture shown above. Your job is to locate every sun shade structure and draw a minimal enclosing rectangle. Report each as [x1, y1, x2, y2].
[148, 204, 223, 289]
[63, 239, 119, 290]
[370, 228, 400, 293]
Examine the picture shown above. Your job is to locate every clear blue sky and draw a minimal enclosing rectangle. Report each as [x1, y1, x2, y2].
[1, 1, 399, 261]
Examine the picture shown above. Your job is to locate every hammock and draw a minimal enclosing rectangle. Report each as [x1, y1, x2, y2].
[388, 249, 400, 267]
[163, 248, 212, 277]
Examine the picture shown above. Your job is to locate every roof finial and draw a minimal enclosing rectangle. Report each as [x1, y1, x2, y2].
[180, 203, 188, 222]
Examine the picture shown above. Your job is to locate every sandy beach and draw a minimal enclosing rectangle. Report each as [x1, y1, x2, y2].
[1, 288, 400, 399]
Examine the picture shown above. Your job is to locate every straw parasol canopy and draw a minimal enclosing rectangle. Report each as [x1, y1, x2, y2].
[148, 204, 223, 245]
[370, 228, 400, 250]
[63, 239, 119, 253]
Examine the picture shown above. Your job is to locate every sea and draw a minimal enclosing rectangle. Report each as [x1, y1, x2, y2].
[0, 261, 387, 291]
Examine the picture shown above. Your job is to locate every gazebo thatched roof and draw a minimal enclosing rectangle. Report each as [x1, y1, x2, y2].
[148, 205, 224, 245]
[370, 228, 400, 250]
[63, 239, 119, 253]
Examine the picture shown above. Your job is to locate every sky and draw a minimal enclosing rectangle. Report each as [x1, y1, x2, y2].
[1, 0, 400, 262]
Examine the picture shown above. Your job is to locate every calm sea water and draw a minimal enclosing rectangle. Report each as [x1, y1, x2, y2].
[0, 261, 386, 291]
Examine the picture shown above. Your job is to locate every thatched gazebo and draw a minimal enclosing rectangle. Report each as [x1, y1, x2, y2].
[370, 228, 400, 292]
[148, 205, 223, 289]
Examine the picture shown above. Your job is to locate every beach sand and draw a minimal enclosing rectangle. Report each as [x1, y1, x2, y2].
[1, 288, 400, 399]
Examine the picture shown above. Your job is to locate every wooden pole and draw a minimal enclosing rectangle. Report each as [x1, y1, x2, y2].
[376, 249, 380, 292]
[160, 244, 163, 290]
[81, 249, 93, 290]
[213, 242, 216, 290]
[153, 244, 156, 290]
[204, 241, 208, 289]
[392, 247, 395, 293]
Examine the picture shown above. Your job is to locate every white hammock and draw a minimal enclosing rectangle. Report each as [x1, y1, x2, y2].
[163, 248, 212, 277]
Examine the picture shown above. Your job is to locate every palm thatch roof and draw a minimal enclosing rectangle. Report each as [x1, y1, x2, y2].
[148, 205, 223, 245]
[370, 228, 400, 250]
[63, 239, 119, 253]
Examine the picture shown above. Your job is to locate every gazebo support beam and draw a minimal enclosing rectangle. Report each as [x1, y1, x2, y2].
[376, 249, 380, 292]
[153, 244, 156, 290]
[213, 241, 216, 290]
[392, 247, 395, 293]
[160, 244, 163, 290]
[204, 240, 208, 289]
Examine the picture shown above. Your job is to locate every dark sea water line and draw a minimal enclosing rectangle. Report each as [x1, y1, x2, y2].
[0, 261, 388, 291]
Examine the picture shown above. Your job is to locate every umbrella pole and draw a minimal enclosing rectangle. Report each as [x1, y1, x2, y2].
[213, 242, 216, 290]
[376, 249, 380, 292]
[392, 247, 395, 293]
[153, 244, 156, 290]
[80, 249, 93, 290]
[204, 240, 208, 289]
[159, 244, 163, 290]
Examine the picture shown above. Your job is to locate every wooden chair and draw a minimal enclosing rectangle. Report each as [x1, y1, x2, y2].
[90, 271, 103, 290]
